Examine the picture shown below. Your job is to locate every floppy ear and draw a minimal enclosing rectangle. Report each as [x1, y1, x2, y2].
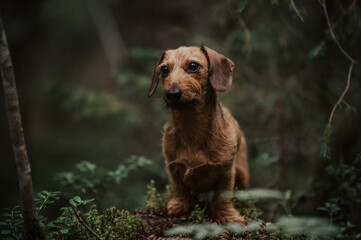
[201, 46, 235, 92]
[148, 51, 166, 97]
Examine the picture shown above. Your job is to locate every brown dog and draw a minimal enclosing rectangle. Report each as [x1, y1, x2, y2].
[148, 46, 249, 224]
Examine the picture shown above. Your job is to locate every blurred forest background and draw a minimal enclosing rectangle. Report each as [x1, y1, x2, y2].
[0, 0, 360, 235]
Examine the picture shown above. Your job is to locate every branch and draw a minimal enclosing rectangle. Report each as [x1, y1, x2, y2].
[290, 0, 305, 22]
[71, 205, 103, 240]
[319, 0, 357, 64]
[328, 62, 354, 125]
[317, 1, 358, 160]
[318, 0, 358, 125]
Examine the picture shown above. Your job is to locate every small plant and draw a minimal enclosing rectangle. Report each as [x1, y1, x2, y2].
[189, 204, 205, 223]
[0, 190, 62, 240]
[233, 199, 263, 222]
[317, 202, 341, 224]
[0, 206, 23, 240]
[144, 180, 166, 213]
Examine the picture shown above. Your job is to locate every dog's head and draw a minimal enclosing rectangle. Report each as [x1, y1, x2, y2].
[148, 46, 235, 107]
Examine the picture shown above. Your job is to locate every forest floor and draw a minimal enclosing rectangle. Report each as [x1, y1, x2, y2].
[134, 210, 270, 240]
[135, 211, 193, 239]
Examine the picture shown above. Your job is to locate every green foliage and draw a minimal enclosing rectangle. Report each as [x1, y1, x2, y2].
[233, 200, 263, 222]
[55, 155, 151, 198]
[317, 202, 340, 224]
[63, 87, 126, 120]
[0, 206, 22, 240]
[57, 203, 145, 240]
[317, 153, 361, 239]
[1, 193, 145, 240]
[144, 180, 166, 213]
[189, 204, 205, 224]
[35, 190, 61, 214]
[0, 190, 62, 240]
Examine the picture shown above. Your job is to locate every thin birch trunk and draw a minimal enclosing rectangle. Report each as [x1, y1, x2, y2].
[0, 14, 45, 240]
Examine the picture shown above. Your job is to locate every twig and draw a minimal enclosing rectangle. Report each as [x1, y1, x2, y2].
[71, 205, 103, 240]
[348, 0, 358, 11]
[318, 0, 357, 160]
[319, 0, 357, 64]
[327, 62, 354, 125]
[319, 0, 358, 124]
[290, 0, 305, 22]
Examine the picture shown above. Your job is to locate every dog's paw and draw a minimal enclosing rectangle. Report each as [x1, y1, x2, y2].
[167, 197, 191, 215]
[213, 205, 246, 225]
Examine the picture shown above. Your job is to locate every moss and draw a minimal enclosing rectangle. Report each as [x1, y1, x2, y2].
[56, 206, 145, 240]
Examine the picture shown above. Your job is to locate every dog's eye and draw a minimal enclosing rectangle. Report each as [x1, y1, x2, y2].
[188, 62, 200, 73]
[160, 66, 169, 77]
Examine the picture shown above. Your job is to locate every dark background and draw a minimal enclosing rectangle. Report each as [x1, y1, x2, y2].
[0, 0, 360, 229]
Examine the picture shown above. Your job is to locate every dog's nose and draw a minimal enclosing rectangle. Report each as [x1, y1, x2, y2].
[166, 88, 182, 102]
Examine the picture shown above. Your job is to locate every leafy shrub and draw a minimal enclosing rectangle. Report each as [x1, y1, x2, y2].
[55, 155, 151, 201]
[1, 194, 146, 240]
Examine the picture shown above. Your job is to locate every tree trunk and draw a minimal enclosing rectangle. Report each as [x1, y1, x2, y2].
[0, 14, 45, 240]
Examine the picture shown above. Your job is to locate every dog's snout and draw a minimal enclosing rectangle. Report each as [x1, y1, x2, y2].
[166, 88, 182, 102]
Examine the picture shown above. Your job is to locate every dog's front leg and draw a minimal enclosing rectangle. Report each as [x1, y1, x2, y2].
[166, 166, 193, 215]
[211, 167, 246, 225]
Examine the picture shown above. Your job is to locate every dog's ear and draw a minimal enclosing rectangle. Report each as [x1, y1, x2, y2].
[201, 46, 235, 92]
[148, 51, 166, 97]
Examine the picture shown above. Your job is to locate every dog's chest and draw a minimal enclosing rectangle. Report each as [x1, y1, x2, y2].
[167, 148, 232, 192]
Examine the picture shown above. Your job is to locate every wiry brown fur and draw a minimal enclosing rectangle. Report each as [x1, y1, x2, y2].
[149, 46, 249, 224]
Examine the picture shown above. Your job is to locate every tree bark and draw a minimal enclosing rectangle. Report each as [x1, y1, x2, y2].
[0, 14, 45, 240]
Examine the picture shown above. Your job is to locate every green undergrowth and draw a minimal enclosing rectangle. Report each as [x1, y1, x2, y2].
[0, 159, 352, 240]
[57, 204, 144, 240]
[0, 179, 342, 240]
[0, 194, 145, 240]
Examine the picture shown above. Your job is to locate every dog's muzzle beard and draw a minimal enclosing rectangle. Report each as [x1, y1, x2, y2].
[164, 98, 200, 110]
